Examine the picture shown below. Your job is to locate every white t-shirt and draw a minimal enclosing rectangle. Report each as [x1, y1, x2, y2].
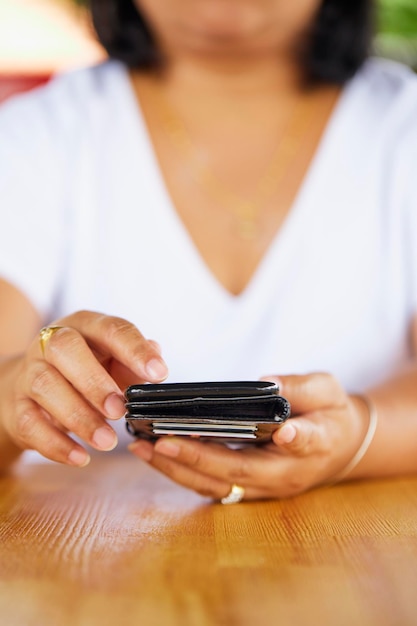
[0, 58, 416, 453]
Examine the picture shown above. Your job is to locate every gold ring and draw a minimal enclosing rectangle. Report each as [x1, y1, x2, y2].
[39, 326, 64, 357]
[221, 484, 245, 505]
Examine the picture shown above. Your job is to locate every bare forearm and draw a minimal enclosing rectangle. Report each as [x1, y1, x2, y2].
[0, 435, 22, 471]
[0, 356, 24, 471]
[349, 362, 417, 480]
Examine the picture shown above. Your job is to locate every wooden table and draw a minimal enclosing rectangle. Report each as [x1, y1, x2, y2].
[1, 455, 417, 626]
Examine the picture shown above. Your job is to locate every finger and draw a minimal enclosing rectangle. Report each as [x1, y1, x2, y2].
[147, 340, 162, 355]
[131, 436, 275, 488]
[108, 344, 163, 388]
[35, 327, 127, 421]
[272, 417, 325, 456]
[61, 312, 168, 382]
[108, 360, 146, 390]
[27, 362, 118, 451]
[12, 399, 91, 467]
[263, 373, 345, 415]
[129, 439, 230, 498]
[128, 439, 266, 501]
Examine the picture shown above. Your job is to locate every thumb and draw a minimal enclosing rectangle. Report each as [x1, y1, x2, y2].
[272, 416, 323, 456]
[263, 373, 344, 416]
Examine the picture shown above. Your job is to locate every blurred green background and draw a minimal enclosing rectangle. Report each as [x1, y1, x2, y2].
[377, 0, 417, 67]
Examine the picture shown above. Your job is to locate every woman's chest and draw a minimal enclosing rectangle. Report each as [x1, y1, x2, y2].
[59, 173, 412, 390]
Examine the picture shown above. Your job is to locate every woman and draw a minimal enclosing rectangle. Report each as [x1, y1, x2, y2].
[0, 0, 416, 501]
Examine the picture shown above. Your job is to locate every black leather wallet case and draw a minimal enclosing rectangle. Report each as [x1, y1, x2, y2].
[125, 381, 291, 443]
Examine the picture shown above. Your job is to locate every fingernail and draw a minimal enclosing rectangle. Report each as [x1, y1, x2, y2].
[145, 358, 168, 381]
[104, 393, 126, 419]
[128, 440, 153, 462]
[278, 423, 296, 444]
[92, 426, 118, 451]
[155, 439, 180, 458]
[68, 448, 91, 467]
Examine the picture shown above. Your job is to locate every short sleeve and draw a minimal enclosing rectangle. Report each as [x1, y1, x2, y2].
[405, 176, 417, 316]
[0, 89, 68, 319]
[374, 62, 417, 322]
[396, 90, 417, 318]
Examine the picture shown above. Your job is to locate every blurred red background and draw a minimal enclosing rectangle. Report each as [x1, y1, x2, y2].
[0, 0, 104, 102]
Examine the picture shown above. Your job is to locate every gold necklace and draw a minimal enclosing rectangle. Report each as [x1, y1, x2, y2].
[151, 86, 319, 239]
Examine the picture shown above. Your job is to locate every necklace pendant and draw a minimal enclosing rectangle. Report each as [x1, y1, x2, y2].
[237, 202, 257, 239]
[238, 218, 257, 240]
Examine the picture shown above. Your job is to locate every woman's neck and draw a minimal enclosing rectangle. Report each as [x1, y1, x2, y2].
[134, 50, 307, 109]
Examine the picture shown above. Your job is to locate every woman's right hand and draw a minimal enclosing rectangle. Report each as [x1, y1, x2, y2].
[0, 310, 168, 467]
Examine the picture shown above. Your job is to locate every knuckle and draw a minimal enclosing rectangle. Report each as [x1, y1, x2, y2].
[289, 421, 323, 457]
[290, 438, 309, 455]
[301, 375, 318, 399]
[47, 327, 79, 357]
[186, 472, 219, 498]
[159, 463, 187, 488]
[66, 403, 95, 433]
[282, 473, 310, 497]
[15, 408, 39, 440]
[290, 427, 315, 455]
[102, 317, 152, 362]
[48, 415, 69, 433]
[74, 310, 93, 322]
[127, 340, 155, 365]
[229, 456, 252, 481]
[317, 372, 344, 399]
[186, 446, 204, 468]
[318, 431, 333, 455]
[30, 363, 56, 398]
[82, 369, 107, 397]
[195, 485, 220, 499]
[104, 316, 136, 342]
[300, 440, 316, 456]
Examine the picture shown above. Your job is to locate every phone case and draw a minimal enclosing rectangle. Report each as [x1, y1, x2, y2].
[125, 381, 291, 443]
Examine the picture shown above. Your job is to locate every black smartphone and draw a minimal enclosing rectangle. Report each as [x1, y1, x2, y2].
[124, 381, 291, 444]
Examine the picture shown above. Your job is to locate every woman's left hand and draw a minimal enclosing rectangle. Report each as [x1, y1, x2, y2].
[128, 373, 370, 500]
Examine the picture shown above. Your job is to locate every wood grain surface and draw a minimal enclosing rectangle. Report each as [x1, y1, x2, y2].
[1, 454, 417, 626]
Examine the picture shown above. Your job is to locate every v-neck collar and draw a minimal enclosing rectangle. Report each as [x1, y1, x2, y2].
[111, 60, 360, 306]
